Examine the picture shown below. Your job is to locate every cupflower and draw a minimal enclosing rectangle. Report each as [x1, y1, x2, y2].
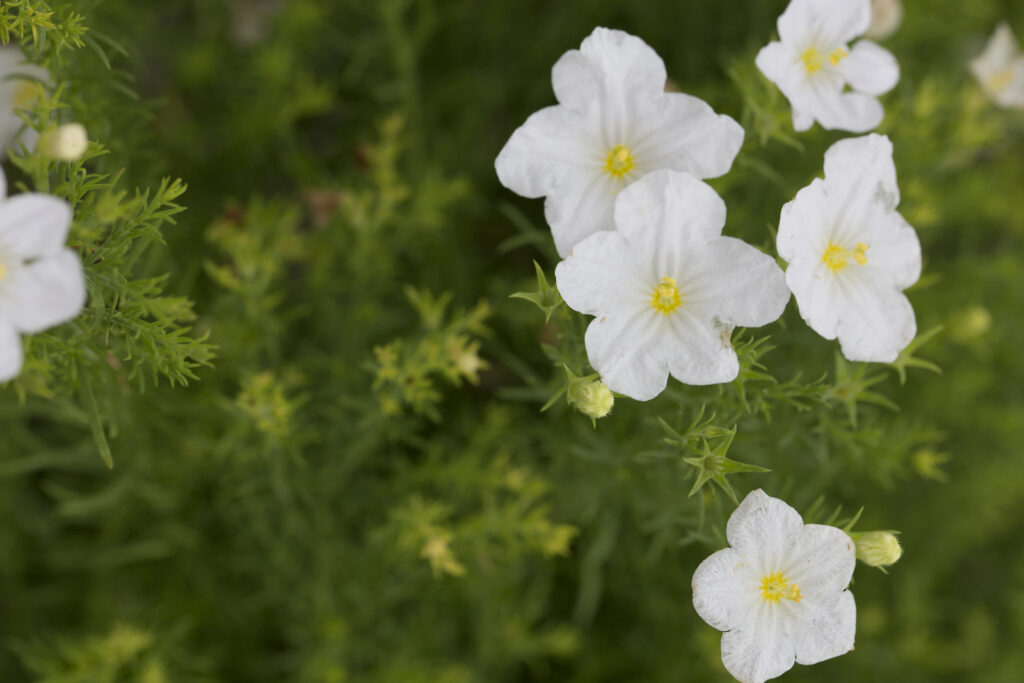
[970, 23, 1024, 109]
[756, 0, 899, 132]
[0, 46, 47, 151]
[692, 489, 857, 683]
[554, 170, 789, 401]
[496, 27, 744, 257]
[777, 134, 920, 362]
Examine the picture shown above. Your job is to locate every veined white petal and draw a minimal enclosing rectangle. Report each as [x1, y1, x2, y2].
[0, 249, 86, 334]
[0, 193, 72, 259]
[576, 27, 666, 110]
[784, 524, 856, 595]
[0, 316, 22, 382]
[551, 49, 601, 112]
[856, 209, 921, 290]
[792, 590, 856, 665]
[612, 169, 726, 276]
[726, 490, 804, 573]
[778, 0, 872, 48]
[630, 94, 744, 180]
[834, 274, 916, 362]
[495, 105, 600, 199]
[811, 90, 884, 133]
[778, 179, 831, 264]
[554, 230, 649, 316]
[822, 134, 899, 218]
[693, 547, 758, 632]
[786, 260, 842, 341]
[682, 237, 790, 328]
[545, 169, 619, 258]
[584, 306, 669, 401]
[721, 604, 798, 683]
[663, 309, 741, 386]
[839, 40, 899, 95]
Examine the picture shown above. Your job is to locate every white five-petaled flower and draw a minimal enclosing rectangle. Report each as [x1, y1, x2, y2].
[496, 27, 744, 258]
[554, 170, 789, 401]
[865, 0, 903, 41]
[777, 134, 920, 363]
[756, 0, 900, 132]
[970, 23, 1024, 110]
[0, 46, 47, 151]
[692, 489, 857, 683]
[0, 166, 86, 382]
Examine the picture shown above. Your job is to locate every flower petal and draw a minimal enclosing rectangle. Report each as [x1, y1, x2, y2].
[584, 306, 669, 401]
[726, 490, 804, 574]
[792, 590, 856, 666]
[856, 209, 921, 290]
[721, 605, 797, 683]
[630, 93, 744, 180]
[555, 230, 649, 316]
[0, 194, 73, 259]
[495, 105, 599, 200]
[778, 0, 872, 47]
[822, 134, 899, 219]
[0, 165, 5, 200]
[777, 178, 831, 264]
[574, 27, 666, 108]
[0, 317, 22, 382]
[785, 524, 856, 596]
[663, 310, 741, 386]
[812, 90, 884, 133]
[545, 169, 619, 258]
[785, 260, 842, 341]
[0, 249, 86, 334]
[834, 274, 916, 362]
[839, 40, 899, 96]
[693, 547, 758, 632]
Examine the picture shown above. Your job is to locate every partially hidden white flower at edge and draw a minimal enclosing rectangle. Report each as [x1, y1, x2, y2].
[496, 27, 744, 258]
[777, 133, 920, 363]
[969, 22, 1024, 109]
[0, 46, 48, 152]
[0, 165, 86, 382]
[756, 0, 900, 132]
[865, 0, 903, 41]
[692, 489, 857, 683]
[554, 170, 789, 401]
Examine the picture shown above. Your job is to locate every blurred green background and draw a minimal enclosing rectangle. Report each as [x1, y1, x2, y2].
[2, 0, 1024, 681]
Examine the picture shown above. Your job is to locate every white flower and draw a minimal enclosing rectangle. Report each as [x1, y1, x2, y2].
[756, 0, 899, 132]
[0, 46, 47, 151]
[777, 134, 920, 363]
[692, 489, 856, 683]
[865, 0, 903, 41]
[970, 23, 1024, 109]
[0, 166, 86, 382]
[554, 170, 789, 401]
[496, 27, 744, 258]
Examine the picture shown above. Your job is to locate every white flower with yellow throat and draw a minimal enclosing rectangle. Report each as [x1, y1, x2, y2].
[777, 134, 921, 363]
[755, 0, 899, 132]
[970, 23, 1024, 110]
[0, 46, 48, 152]
[553, 170, 789, 401]
[692, 489, 857, 683]
[496, 27, 744, 258]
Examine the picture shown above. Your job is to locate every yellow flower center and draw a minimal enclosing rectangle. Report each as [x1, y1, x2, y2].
[822, 241, 869, 272]
[650, 276, 682, 315]
[801, 47, 849, 74]
[0, 263, 5, 280]
[12, 79, 41, 109]
[760, 572, 803, 604]
[987, 67, 1014, 95]
[604, 144, 635, 181]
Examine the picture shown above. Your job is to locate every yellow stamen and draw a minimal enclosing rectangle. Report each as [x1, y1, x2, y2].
[650, 276, 682, 315]
[829, 47, 849, 66]
[801, 48, 823, 74]
[987, 68, 1014, 95]
[604, 144, 635, 181]
[822, 241, 870, 273]
[760, 572, 803, 604]
[12, 79, 41, 110]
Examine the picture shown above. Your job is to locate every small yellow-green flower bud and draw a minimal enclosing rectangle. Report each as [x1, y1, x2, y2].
[570, 380, 614, 420]
[37, 123, 88, 161]
[852, 531, 902, 569]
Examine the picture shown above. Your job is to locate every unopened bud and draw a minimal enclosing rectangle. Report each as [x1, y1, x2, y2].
[37, 123, 88, 161]
[852, 531, 902, 568]
[569, 380, 614, 420]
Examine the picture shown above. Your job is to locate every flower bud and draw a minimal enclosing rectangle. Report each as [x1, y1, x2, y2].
[569, 380, 614, 421]
[852, 531, 902, 568]
[37, 123, 88, 161]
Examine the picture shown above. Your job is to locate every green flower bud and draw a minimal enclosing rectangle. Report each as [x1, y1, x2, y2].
[851, 531, 902, 569]
[569, 380, 614, 421]
[37, 123, 88, 161]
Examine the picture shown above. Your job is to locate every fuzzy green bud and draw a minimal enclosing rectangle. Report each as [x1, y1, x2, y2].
[852, 531, 902, 569]
[569, 380, 614, 421]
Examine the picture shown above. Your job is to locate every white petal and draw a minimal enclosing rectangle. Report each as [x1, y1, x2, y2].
[721, 606, 797, 683]
[0, 316, 22, 382]
[495, 105, 598, 199]
[822, 134, 899, 218]
[865, 0, 904, 41]
[777, 178, 831, 264]
[576, 27, 666, 106]
[663, 309, 741, 386]
[554, 230, 649, 316]
[812, 90, 884, 133]
[612, 169, 726, 276]
[0, 249, 86, 333]
[976, 22, 1020, 72]
[785, 260, 842, 341]
[683, 237, 790, 328]
[857, 209, 921, 290]
[693, 547, 758, 632]
[792, 590, 857, 665]
[785, 524, 856, 596]
[726, 490, 804, 573]
[839, 40, 899, 95]
[0, 194, 73, 259]
[834, 274, 916, 362]
[584, 306, 670, 401]
[0, 165, 5, 199]
[778, 0, 872, 47]
[630, 93, 744, 180]
[792, 108, 814, 132]
[755, 42, 802, 99]
[551, 49, 602, 112]
[545, 169, 618, 258]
